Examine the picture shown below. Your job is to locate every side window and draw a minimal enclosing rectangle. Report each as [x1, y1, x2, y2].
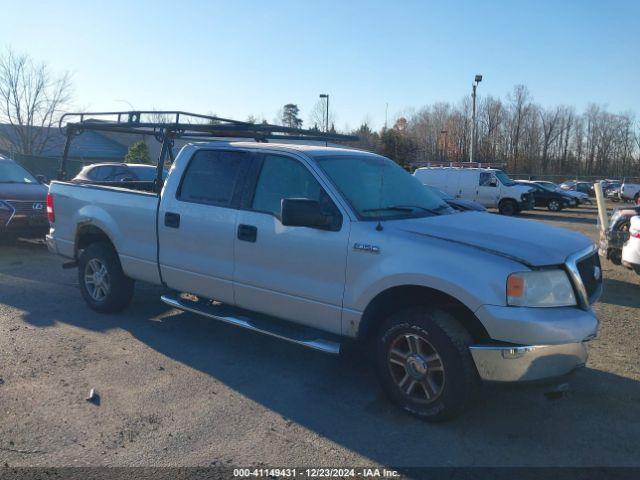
[178, 150, 249, 207]
[252, 155, 324, 217]
[109, 166, 134, 181]
[479, 172, 495, 187]
[89, 165, 114, 180]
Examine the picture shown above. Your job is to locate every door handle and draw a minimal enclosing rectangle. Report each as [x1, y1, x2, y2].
[164, 212, 180, 228]
[237, 224, 257, 242]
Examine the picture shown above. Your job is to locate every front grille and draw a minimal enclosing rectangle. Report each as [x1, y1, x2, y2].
[576, 252, 602, 302]
[6, 200, 46, 217]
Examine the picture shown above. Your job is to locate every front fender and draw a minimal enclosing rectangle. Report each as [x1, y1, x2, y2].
[343, 225, 525, 317]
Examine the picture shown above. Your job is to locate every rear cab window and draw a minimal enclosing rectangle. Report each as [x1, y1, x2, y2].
[177, 150, 251, 208]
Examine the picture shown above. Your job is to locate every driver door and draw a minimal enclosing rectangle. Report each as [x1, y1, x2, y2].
[476, 171, 500, 207]
[233, 153, 350, 334]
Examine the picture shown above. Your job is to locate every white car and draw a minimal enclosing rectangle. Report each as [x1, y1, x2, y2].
[413, 167, 534, 215]
[620, 182, 640, 204]
[622, 216, 640, 274]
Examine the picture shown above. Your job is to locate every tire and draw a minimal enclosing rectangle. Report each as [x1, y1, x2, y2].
[78, 242, 134, 313]
[635, 193, 640, 206]
[375, 306, 480, 422]
[547, 199, 561, 212]
[498, 199, 518, 216]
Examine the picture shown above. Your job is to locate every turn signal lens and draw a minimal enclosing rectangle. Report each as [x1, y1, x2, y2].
[507, 275, 525, 297]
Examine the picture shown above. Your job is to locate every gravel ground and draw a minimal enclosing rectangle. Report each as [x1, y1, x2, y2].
[0, 202, 638, 468]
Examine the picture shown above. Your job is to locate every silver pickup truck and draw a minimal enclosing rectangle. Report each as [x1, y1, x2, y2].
[47, 142, 603, 421]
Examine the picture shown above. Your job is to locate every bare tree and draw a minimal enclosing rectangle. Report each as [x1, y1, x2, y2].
[309, 97, 334, 131]
[0, 49, 72, 155]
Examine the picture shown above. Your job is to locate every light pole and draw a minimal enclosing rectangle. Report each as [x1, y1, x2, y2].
[319, 94, 329, 132]
[470, 74, 482, 163]
[440, 130, 448, 162]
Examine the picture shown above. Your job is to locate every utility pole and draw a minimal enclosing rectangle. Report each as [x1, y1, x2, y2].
[470, 74, 482, 163]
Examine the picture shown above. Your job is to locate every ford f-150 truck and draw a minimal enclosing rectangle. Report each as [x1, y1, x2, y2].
[47, 141, 603, 421]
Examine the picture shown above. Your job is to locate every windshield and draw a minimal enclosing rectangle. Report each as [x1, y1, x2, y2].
[315, 154, 452, 220]
[534, 182, 556, 192]
[495, 170, 516, 186]
[0, 160, 38, 184]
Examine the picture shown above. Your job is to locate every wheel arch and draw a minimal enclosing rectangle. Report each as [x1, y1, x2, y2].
[74, 223, 117, 259]
[357, 284, 490, 344]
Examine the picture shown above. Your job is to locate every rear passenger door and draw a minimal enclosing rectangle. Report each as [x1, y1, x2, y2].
[233, 153, 350, 334]
[158, 149, 252, 305]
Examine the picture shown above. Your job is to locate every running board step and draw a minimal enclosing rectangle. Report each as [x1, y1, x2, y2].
[161, 295, 341, 355]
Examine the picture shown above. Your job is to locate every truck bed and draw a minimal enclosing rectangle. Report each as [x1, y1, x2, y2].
[48, 181, 161, 285]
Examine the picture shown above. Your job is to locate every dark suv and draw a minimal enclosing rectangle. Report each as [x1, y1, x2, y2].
[0, 157, 49, 239]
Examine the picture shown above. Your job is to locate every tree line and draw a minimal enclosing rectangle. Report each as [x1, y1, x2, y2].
[344, 85, 640, 178]
[1, 50, 638, 178]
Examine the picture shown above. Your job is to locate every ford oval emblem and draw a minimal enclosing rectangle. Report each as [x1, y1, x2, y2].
[593, 265, 601, 281]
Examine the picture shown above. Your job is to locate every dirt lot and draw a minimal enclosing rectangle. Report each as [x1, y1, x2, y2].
[0, 202, 638, 468]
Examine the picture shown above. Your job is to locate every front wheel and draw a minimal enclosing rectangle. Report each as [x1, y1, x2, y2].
[78, 242, 134, 313]
[547, 199, 562, 211]
[498, 199, 518, 216]
[375, 307, 480, 422]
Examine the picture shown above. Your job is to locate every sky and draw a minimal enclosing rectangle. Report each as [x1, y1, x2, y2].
[1, 0, 638, 131]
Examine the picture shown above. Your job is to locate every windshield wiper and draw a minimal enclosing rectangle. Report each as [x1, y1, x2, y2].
[362, 206, 414, 213]
[363, 205, 448, 216]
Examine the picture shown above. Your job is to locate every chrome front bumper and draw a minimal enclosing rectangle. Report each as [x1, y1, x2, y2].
[469, 342, 588, 382]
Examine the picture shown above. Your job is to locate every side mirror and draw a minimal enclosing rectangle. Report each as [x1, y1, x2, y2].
[281, 198, 337, 230]
[489, 177, 498, 187]
[35, 174, 46, 184]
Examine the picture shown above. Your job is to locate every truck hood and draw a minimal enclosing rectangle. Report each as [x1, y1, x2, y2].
[393, 212, 592, 267]
[0, 183, 48, 201]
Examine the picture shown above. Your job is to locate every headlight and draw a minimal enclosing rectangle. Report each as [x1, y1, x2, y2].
[507, 270, 576, 307]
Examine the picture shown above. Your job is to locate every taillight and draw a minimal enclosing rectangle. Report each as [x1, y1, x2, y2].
[46, 192, 54, 223]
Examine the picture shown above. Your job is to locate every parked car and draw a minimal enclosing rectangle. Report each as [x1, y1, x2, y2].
[560, 180, 595, 197]
[48, 141, 603, 421]
[605, 183, 622, 202]
[424, 185, 486, 212]
[601, 205, 640, 265]
[413, 167, 534, 215]
[516, 180, 575, 211]
[621, 216, 640, 274]
[533, 180, 591, 205]
[72, 163, 168, 184]
[0, 156, 49, 240]
[620, 181, 640, 204]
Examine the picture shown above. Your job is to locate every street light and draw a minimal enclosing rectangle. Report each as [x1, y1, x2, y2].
[319, 94, 329, 133]
[470, 74, 482, 163]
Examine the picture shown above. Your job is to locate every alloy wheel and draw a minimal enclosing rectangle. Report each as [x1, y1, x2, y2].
[84, 258, 111, 301]
[388, 333, 445, 403]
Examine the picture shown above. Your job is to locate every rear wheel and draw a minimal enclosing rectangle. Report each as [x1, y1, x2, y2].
[375, 307, 480, 422]
[547, 199, 561, 211]
[635, 193, 640, 205]
[78, 242, 134, 313]
[498, 199, 518, 216]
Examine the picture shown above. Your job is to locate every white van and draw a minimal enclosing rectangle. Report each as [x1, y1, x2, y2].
[414, 167, 534, 215]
